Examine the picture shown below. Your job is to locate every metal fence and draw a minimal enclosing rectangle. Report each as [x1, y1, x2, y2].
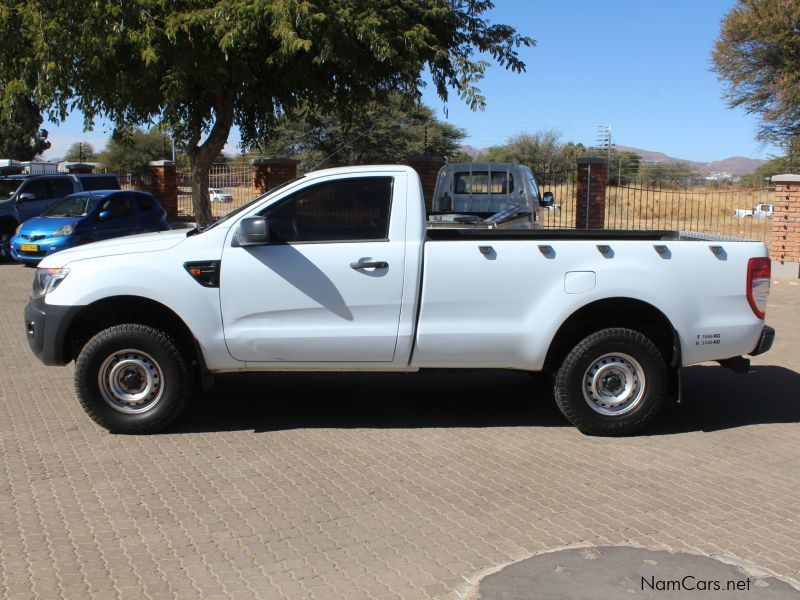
[604, 181, 773, 243]
[177, 163, 254, 217]
[528, 162, 772, 244]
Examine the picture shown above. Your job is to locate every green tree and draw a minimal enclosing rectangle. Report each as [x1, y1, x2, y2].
[1, 1, 532, 226]
[0, 96, 50, 160]
[712, 0, 800, 151]
[260, 94, 465, 170]
[63, 142, 97, 162]
[97, 128, 172, 176]
[478, 130, 584, 183]
[607, 151, 641, 186]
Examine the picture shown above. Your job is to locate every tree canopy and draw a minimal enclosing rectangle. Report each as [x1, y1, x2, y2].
[712, 0, 800, 149]
[0, 96, 50, 161]
[63, 142, 97, 163]
[260, 94, 466, 169]
[98, 128, 172, 176]
[1, 1, 532, 225]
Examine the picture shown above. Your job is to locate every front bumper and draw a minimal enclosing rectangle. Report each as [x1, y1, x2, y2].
[750, 325, 775, 356]
[11, 235, 74, 263]
[24, 296, 84, 365]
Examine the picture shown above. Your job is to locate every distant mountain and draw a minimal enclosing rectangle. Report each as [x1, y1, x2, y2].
[615, 145, 767, 175]
[457, 144, 768, 175]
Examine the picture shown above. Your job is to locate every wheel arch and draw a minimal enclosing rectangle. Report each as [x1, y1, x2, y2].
[543, 297, 681, 375]
[64, 295, 202, 370]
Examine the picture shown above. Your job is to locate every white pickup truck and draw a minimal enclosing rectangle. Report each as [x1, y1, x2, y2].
[24, 166, 774, 436]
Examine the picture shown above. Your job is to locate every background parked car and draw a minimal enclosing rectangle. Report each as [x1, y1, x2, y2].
[0, 173, 121, 260]
[11, 190, 170, 264]
[209, 188, 233, 202]
[733, 203, 773, 218]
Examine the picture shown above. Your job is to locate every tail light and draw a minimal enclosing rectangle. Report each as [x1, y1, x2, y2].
[746, 257, 771, 319]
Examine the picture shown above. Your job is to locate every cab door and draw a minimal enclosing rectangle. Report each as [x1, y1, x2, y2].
[220, 174, 407, 363]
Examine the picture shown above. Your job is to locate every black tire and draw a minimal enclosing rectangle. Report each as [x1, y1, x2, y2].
[553, 328, 667, 436]
[0, 226, 13, 262]
[74, 324, 191, 433]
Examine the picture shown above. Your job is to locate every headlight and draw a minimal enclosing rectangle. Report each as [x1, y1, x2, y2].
[51, 223, 76, 238]
[15, 223, 23, 234]
[32, 268, 70, 299]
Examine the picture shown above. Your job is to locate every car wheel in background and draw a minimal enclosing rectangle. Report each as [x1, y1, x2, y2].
[0, 227, 13, 261]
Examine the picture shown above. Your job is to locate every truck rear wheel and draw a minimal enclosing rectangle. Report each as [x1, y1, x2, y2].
[74, 324, 190, 433]
[553, 328, 667, 436]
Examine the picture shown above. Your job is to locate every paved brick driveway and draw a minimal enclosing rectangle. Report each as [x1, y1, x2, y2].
[1, 262, 798, 599]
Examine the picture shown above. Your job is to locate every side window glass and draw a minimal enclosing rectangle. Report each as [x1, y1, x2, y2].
[99, 196, 133, 220]
[48, 178, 74, 199]
[134, 194, 154, 212]
[263, 177, 393, 242]
[20, 180, 48, 200]
[527, 171, 540, 200]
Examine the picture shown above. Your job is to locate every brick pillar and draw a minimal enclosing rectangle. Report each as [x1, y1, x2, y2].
[148, 160, 178, 219]
[251, 158, 299, 194]
[770, 174, 800, 264]
[575, 157, 608, 229]
[406, 154, 445, 213]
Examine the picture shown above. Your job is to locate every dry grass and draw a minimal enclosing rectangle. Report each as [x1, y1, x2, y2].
[538, 183, 773, 243]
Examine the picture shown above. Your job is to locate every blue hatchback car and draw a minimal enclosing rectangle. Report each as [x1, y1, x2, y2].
[11, 190, 170, 264]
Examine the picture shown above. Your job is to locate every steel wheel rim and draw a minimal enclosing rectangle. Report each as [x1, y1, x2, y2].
[582, 352, 645, 416]
[98, 349, 164, 414]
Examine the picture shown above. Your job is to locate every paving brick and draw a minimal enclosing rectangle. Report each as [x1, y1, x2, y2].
[1, 265, 799, 599]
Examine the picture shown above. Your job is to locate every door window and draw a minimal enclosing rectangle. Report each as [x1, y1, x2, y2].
[48, 178, 74, 199]
[262, 177, 393, 242]
[99, 196, 133, 220]
[133, 193, 154, 212]
[19, 180, 47, 200]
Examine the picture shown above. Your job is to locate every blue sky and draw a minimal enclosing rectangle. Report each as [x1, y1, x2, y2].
[41, 0, 780, 162]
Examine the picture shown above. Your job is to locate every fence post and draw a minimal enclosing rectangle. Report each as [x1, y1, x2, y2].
[770, 174, 800, 275]
[251, 158, 299, 195]
[575, 157, 608, 229]
[148, 160, 178, 219]
[406, 154, 445, 213]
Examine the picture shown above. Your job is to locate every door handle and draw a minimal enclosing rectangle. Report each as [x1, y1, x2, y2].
[350, 260, 388, 270]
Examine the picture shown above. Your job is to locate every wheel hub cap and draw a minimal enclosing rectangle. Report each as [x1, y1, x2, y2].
[98, 350, 164, 414]
[583, 353, 646, 416]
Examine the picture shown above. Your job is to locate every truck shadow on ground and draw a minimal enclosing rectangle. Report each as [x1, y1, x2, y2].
[171, 365, 800, 435]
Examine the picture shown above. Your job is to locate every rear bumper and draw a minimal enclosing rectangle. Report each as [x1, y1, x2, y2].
[24, 296, 84, 365]
[750, 325, 775, 356]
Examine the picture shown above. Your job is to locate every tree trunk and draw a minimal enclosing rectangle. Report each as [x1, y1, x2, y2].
[190, 157, 214, 227]
[187, 92, 236, 227]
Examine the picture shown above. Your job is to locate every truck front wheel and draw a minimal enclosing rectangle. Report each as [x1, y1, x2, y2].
[553, 328, 667, 436]
[74, 324, 191, 433]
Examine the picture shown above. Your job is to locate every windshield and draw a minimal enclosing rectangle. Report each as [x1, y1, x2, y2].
[0, 179, 21, 201]
[41, 195, 97, 217]
[200, 176, 305, 232]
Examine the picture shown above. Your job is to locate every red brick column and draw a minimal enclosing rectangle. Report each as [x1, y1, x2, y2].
[251, 158, 299, 194]
[770, 174, 800, 263]
[406, 154, 445, 213]
[148, 160, 178, 219]
[575, 157, 608, 229]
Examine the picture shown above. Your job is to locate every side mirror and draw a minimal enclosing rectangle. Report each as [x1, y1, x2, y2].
[17, 193, 37, 202]
[235, 217, 269, 247]
[541, 191, 555, 207]
[98, 210, 110, 221]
